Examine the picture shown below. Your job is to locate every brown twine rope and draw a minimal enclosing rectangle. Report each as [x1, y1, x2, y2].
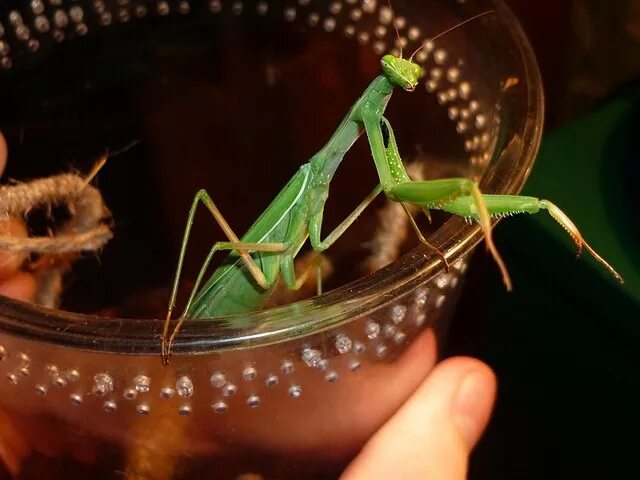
[0, 172, 113, 307]
[0, 174, 112, 253]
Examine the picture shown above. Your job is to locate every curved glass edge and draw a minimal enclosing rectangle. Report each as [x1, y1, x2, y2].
[0, 0, 545, 354]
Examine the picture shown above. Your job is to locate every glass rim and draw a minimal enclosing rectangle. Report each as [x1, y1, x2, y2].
[0, 0, 544, 355]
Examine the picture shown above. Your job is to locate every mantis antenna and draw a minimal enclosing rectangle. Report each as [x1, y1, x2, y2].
[387, 0, 403, 58]
[409, 10, 496, 61]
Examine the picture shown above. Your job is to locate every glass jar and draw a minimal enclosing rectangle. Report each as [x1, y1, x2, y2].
[0, 1, 542, 478]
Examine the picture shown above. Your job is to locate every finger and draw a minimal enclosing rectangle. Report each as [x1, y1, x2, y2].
[342, 357, 496, 480]
[0, 217, 29, 280]
[0, 271, 38, 303]
[0, 131, 6, 178]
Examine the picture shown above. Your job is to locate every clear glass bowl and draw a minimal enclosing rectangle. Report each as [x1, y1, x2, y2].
[0, 1, 542, 478]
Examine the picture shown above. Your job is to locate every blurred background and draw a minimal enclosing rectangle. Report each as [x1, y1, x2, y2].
[448, 1, 640, 478]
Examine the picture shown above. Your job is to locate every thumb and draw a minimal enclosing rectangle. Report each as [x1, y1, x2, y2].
[342, 357, 496, 480]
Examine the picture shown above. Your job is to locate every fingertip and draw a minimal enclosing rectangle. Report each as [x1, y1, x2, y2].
[0, 217, 29, 279]
[0, 131, 6, 177]
[342, 356, 497, 480]
[449, 358, 497, 449]
[0, 272, 38, 303]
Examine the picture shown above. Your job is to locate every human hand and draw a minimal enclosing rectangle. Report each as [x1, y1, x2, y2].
[0, 132, 37, 303]
[342, 356, 496, 479]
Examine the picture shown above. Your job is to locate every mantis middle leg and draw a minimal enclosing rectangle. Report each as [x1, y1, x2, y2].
[166, 189, 287, 320]
[309, 185, 384, 251]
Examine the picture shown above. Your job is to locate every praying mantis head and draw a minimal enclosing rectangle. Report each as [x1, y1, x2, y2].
[381, 55, 424, 92]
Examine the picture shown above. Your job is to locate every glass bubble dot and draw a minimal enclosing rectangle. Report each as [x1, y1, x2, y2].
[52, 375, 67, 388]
[212, 401, 228, 413]
[394, 331, 407, 344]
[92, 373, 114, 396]
[325, 371, 338, 383]
[284, 7, 296, 22]
[242, 366, 257, 381]
[223, 383, 237, 397]
[415, 288, 428, 307]
[365, 321, 380, 339]
[317, 359, 329, 371]
[123, 388, 137, 400]
[133, 375, 151, 393]
[383, 323, 397, 338]
[176, 376, 194, 397]
[160, 387, 175, 399]
[210, 371, 227, 388]
[329, 1, 342, 14]
[69, 6, 84, 22]
[288, 385, 303, 399]
[281, 360, 294, 374]
[231, 1, 243, 15]
[391, 304, 407, 324]
[265, 374, 279, 388]
[31, 0, 44, 15]
[376, 344, 388, 357]
[301, 347, 323, 368]
[334, 334, 353, 354]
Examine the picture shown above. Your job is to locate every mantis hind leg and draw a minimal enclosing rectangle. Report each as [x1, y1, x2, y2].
[162, 187, 286, 364]
[166, 189, 269, 322]
[162, 239, 287, 364]
[281, 253, 325, 295]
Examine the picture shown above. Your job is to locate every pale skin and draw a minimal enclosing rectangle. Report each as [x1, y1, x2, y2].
[342, 349, 497, 480]
[0, 133, 37, 304]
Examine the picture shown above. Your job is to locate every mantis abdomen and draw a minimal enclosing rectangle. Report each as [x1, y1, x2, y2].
[186, 165, 311, 318]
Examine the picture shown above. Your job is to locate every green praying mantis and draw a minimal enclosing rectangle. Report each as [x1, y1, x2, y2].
[160, 11, 623, 364]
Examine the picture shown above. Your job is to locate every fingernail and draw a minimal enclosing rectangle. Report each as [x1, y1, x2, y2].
[452, 370, 492, 448]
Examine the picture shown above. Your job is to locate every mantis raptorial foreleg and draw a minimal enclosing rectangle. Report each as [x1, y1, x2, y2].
[437, 196, 624, 283]
[363, 112, 622, 287]
[362, 111, 513, 289]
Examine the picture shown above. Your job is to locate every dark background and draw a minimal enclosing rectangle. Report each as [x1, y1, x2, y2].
[449, 1, 640, 478]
